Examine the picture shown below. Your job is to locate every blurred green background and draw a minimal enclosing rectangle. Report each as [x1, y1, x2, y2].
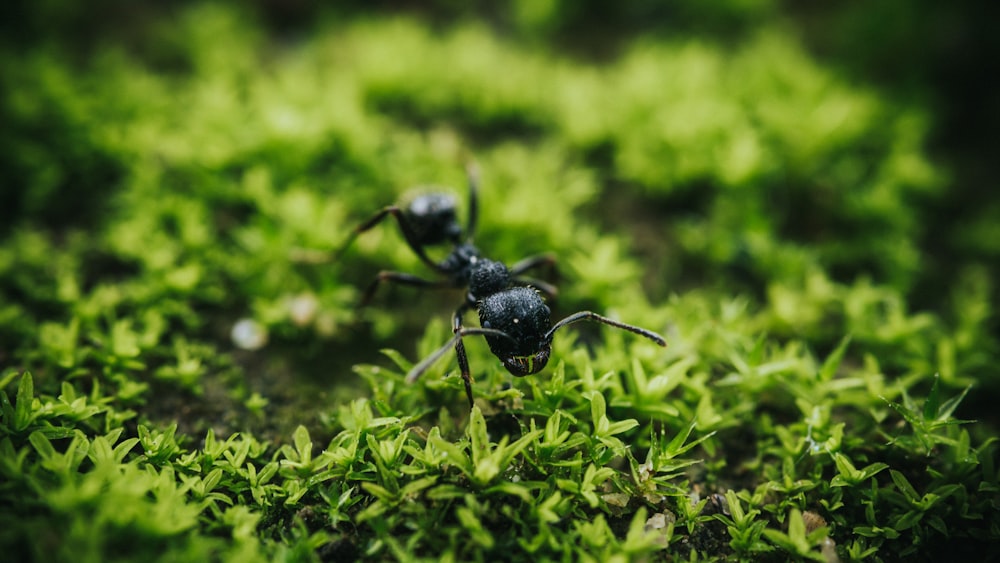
[2, 1, 999, 560]
[2, 0, 997, 417]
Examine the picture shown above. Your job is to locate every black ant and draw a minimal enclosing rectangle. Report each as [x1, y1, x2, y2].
[335, 163, 558, 306]
[405, 258, 667, 407]
[334, 163, 563, 406]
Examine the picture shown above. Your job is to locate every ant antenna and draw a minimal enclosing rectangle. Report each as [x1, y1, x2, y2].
[544, 312, 667, 346]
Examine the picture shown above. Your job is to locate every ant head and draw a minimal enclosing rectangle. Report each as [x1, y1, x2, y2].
[478, 286, 553, 375]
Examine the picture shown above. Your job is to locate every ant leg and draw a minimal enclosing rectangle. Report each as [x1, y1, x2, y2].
[544, 311, 667, 347]
[464, 162, 480, 242]
[510, 253, 559, 299]
[334, 205, 444, 272]
[452, 304, 475, 407]
[405, 327, 517, 385]
[513, 276, 559, 301]
[360, 271, 451, 307]
[334, 205, 402, 260]
[509, 253, 557, 278]
[512, 277, 559, 301]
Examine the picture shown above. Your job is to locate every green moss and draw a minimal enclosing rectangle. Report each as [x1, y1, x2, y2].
[1, 3, 998, 561]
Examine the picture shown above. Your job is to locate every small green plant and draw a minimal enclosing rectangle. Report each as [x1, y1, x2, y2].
[883, 374, 975, 455]
[1, 2, 998, 561]
[762, 508, 830, 561]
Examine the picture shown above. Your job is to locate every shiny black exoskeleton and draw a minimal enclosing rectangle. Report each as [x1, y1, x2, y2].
[336, 163, 557, 306]
[332, 181, 468, 281]
[406, 259, 667, 407]
[402, 192, 464, 247]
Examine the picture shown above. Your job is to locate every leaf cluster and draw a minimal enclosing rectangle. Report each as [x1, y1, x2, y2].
[1, 3, 999, 562]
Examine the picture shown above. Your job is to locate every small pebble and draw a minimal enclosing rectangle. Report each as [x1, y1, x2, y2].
[231, 318, 268, 350]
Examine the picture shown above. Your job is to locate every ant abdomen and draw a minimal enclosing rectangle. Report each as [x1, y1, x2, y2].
[405, 192, 462, 246]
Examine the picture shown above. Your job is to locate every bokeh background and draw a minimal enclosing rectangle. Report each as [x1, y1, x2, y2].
[3, 0, 997, 420]
[1, 1, 999, 560]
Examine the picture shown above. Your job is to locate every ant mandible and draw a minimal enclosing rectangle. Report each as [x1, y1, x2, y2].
[406, 258, 667, 407]
[335, 163, 557, 306]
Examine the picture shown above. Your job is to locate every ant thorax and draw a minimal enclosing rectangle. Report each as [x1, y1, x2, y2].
[432, 243, 481, 282]
[468, 259, 511, 299]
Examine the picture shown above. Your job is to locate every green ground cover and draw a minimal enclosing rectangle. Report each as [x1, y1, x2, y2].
[1, 3, 998, 561]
